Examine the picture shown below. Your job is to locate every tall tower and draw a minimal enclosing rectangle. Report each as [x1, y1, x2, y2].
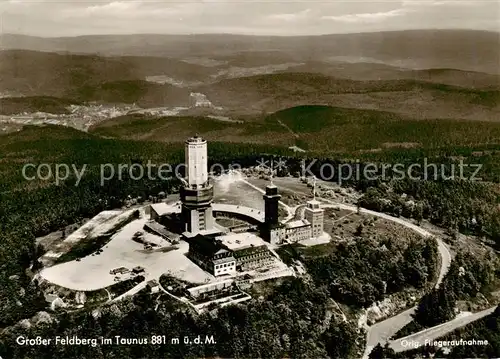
[263, 183, 281, 227]
[304, 179, 324, 238]
[185, 135, 208, 188]
[304, 199, 324, 238]
[261, 182, 285, 244]
[180, 136, 214, 235]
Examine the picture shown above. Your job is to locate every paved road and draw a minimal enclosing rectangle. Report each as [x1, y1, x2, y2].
[316, 198, 453, 359]
[365, 307, 416, 355]
[237, 176, 456, 358]
[318, 199, 451, 289]
[389, 306, 497, 352]
[111, 280, 148, 303]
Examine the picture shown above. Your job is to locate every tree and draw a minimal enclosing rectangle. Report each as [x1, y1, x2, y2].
[369, 343, 397, 359]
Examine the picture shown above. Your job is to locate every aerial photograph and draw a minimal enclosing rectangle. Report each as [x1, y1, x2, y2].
[0, 0, 499, 358]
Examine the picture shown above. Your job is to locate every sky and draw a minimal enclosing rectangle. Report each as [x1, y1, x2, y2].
[0, 0, 499, 37]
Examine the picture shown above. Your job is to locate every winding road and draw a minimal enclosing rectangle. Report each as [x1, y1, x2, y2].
[389, 306, 497, 353]
[321, 200, 495, 357]
[241, 176, 455, 357]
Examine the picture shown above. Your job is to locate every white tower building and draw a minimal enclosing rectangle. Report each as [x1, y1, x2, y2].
[185, 136, 208, 188]
[304, 200, 324, 238]
[304, 177, 324, 238]
[180, 136, 214, 235]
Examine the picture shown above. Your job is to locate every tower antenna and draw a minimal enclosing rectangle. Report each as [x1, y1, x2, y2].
[313, 176, 317, 200]
[270, 159, 274, 185]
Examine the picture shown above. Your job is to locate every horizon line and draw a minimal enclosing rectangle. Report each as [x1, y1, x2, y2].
[1, 28, 498, 39]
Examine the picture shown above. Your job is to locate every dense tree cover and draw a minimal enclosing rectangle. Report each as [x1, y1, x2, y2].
[369, 343, 399, 359]
[414, 287, 456, 327]
[0, 126, 290, 327]
[89, 104, 500, 154]
[0, 278, 362, 359]
[268, 105, 500, 152]
[357, 179, 500, 249]
[395, 249, 500, 338]
[1, 123, 500, 357]
[281, 235, 438, 308]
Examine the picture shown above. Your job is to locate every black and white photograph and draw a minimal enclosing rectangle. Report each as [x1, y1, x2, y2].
[0, 1, 499, 358]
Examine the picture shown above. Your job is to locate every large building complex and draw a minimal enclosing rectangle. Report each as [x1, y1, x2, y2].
[147, 136, 326, 277]
[262, 182, 325, 245]
[188, 232, 274, 277]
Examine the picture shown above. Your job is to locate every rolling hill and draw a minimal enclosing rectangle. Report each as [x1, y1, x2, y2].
[88, 105, 500, 153]
[1, 48, 498, 121]
[1, 30, 499, 73]
[195, 73, 500, 121]
[0, 50, 213, 98]
[289, 62, 500, 90]
[0, 96, 80, 115]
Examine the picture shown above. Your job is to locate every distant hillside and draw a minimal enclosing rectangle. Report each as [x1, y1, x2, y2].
[196, 73, 500, 121]
[0, 50, 213, 98]
[0, 96, 80, 115]
[71, 80, 191, 107]
[89, 105, 500, 153]
[89, 114, 291, 146]
[1, 30, 499, 73]
[290, 62, 500, 89]
[1, 49, 498, 120]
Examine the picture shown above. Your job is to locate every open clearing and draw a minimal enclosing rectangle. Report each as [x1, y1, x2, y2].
[40, 209, 214, 291]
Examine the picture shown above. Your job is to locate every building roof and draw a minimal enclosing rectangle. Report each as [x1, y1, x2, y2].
[150, 202, 178, 216]
[187, 279, 234, 297]
[286, 219, 311, 229]
[306, 199, 324, 212]
[145, 221, 172, 239]
[186, 135, 206, 144]
[188, 234, 229, 257]
[212, 203, 265, 223]
[183, 228, 223, 239]
[216, 232, 266, 251]
[307, 199, 322, 206]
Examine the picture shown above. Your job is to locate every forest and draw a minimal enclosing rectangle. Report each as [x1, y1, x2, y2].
[0, 126, 289, 328]
[0, 278, 362, 359]
[279, 234, 439, 308]
[1, 123, 500, 358]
